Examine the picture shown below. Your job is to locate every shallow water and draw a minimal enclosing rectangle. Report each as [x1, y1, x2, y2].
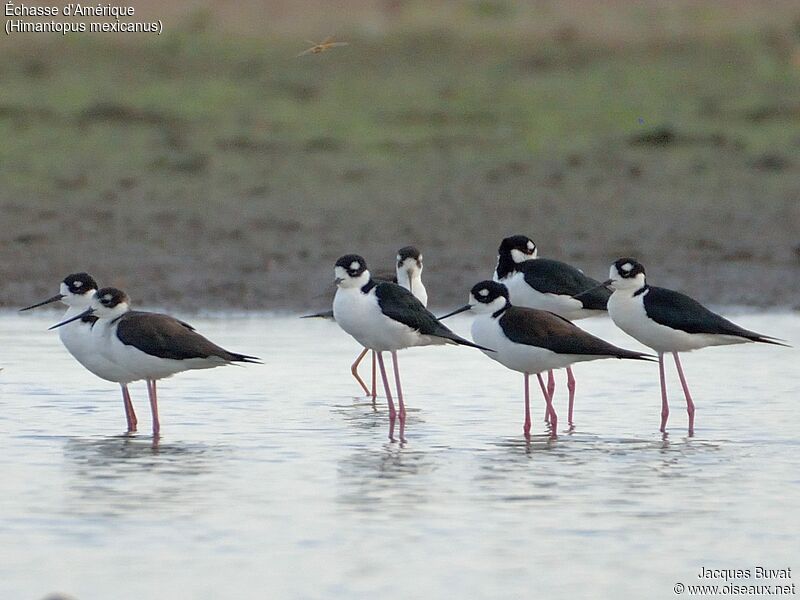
[1, 312, 798, 599]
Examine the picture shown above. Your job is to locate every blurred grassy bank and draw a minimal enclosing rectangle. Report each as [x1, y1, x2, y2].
[1, 1, 799, 310]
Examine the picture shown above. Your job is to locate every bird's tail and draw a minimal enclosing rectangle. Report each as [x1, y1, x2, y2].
[442, 331, 494, 353]
[614, 349, 656, 361]
[229, 353, 262, 364]
[744, 332, 791, 347]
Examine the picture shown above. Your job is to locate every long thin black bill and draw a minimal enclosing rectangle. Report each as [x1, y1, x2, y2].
[437, 305, 471, 320]
[572, 279, 613, 299]
[49, 307, 95, 330]
[20, 294, 65, 312]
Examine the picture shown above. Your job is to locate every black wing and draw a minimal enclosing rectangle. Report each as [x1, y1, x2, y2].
[374, 282, 490, 351]
[520, 258, 610, 310]
[500, 307, 652, 359]
[643, 287, 785, 344]
[116, 311, 260, 362]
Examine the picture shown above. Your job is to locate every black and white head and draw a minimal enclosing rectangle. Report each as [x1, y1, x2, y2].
[334, 254, 370, 289]
[499, 235, 538, 264]
[48, 286, 130, 329]
[608, 258, 647, 291]
[469, 280, 511, 315]
[439, 280, 511, 320]
[60, 273, 100, 307]
[92, 287, 132, 318]
[396, 246, 423, 278]
[20, 272, 98, 311]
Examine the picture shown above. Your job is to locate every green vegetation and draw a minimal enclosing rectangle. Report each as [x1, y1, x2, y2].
[1, 3, 798, 308]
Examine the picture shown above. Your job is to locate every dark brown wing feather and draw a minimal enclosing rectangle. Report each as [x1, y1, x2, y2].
[500, 307, 651, 359]
[116, 311, 259, 362]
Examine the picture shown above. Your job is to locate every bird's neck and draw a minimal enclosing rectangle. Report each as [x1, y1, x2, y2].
[492, 301, 511, 319]
[360, 278, 377, 294]
[495, 253, 518, 280]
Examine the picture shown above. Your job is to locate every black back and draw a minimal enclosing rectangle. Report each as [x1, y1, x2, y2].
[499, 306, 650, 359]
[519, 258, 610, 310]
[115, 311, 259, 362]
[374, 282, 489, 350]
[642, 286, 779, 342]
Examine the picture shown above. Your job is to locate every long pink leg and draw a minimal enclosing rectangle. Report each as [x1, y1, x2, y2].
[370, 351, 377, 400]
[544, 370, 556, 421]
[147, 379, 160, 436]
[120, 384, 137, 432]
[350, 348, 371, 396]
[375, 352, 397, 441]
[566, 367, 576, 427]
[672, 352, 695, 436]
[390, 351, 406, 442]
[658, 352, 669, 433]
[536, 373, 557, 435]
[523, 373, 532, 438]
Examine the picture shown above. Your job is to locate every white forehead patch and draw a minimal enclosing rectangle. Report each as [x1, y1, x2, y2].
[349, 261, 360, 271]
[74, 281, 83, 288]
[526, 241, 534, 251]
[396, 255, 402, 262]
[478, 288, 490, 297]
[621, 263, 633, 273]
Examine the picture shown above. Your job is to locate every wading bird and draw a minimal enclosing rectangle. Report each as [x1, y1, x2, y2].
[332, 254, 489, 441]
[440, 281, 652, 438]
[50, 287, 260, 436]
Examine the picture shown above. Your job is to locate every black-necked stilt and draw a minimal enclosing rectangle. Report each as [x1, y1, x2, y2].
[20, 273, 141, 432]
[600, 258, 788, 435]
[305, 246, 428, 399]
[49, 287, 260, 436]
[440, 281, 652, 438]
[493, 234, 611, 426]
[332, 254, 488, 441]
[348, 246, 429, 399]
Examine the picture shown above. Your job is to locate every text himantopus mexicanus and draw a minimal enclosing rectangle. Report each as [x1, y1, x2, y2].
[332, 254, 489, 441]
[20, 273, 141, 432]
[440, 281, 652, 438]
[50, 287, 260, 436]
[493, 234, 611, 426]
[599, 258, 788, 435]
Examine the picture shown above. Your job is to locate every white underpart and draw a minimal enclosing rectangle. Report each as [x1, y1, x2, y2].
[497, 270, 602, 321]
[90, 300, 235, 382]
[333, 284, 444, 351]
[607, 287, 747, 353]
[395, 259, 428, 307]
[470, 313, 611, 375]
[57, 292, 139, 384]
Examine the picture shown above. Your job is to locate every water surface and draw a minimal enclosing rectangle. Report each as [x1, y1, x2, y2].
[1, 312, 798, 599]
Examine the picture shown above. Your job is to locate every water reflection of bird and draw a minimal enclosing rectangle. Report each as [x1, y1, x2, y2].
[296, 37, 349, 57]
[598, 258, 788, 436]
